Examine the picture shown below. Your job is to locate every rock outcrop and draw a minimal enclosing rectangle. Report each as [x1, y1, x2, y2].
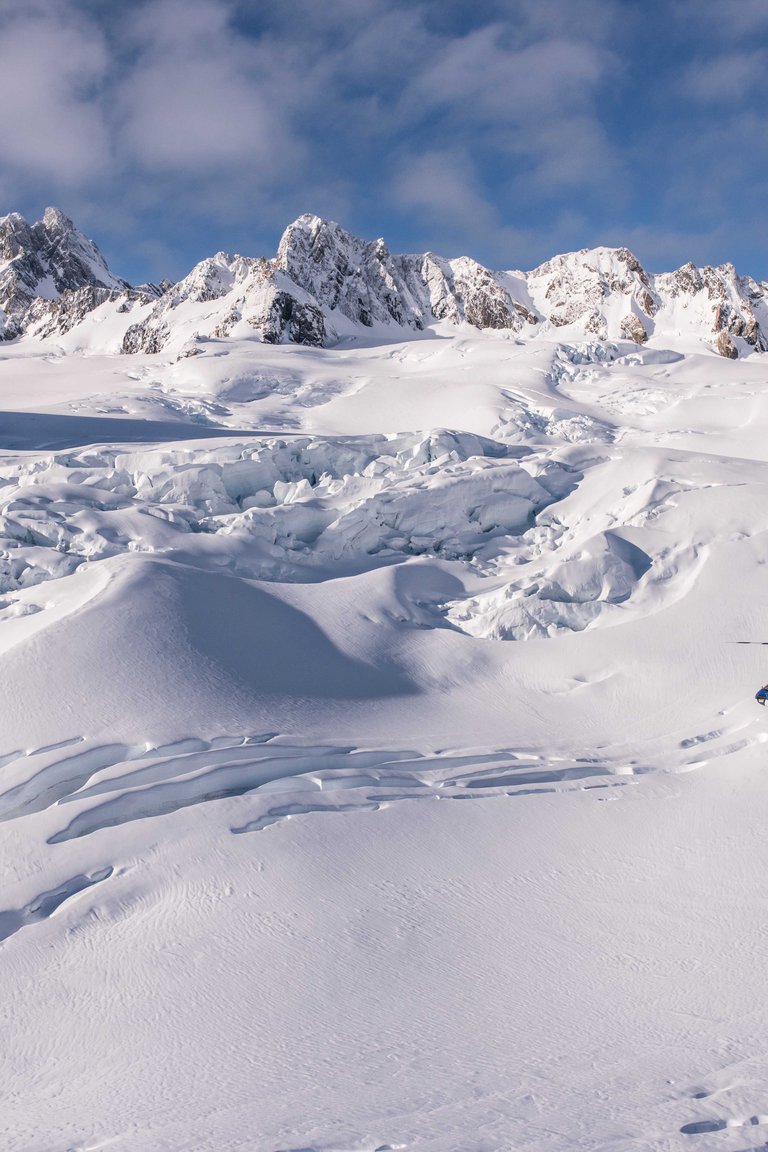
[620, 314, 648, 344]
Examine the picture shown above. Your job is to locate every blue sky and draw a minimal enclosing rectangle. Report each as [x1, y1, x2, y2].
[2, 0, 767, 283]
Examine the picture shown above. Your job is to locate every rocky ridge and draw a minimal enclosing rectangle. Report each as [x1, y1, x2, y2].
[2, 207, 768, 358]
[121, 252, 325, 355]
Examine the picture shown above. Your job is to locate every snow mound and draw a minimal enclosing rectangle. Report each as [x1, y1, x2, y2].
[447, 529, 655, 639]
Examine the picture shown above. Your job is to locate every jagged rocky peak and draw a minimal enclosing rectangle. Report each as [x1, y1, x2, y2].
[123, 215, 538, 357]
[276, 214, 426, 330]
[3, 205, 768, 358]
[655, 260, 768, 354]
[397, 251, 536, 332]
[277, 213, 537, 335]
[0, 206, 134, 339]
[165, 250, 252, 304]
[1, 206, 128, 296]
[526, 246, 658, 343]
[663, 259, 741, 299]
[0, 213, 34, 262]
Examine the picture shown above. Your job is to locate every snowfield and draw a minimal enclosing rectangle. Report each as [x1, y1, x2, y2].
[4, 257, 768, 1150]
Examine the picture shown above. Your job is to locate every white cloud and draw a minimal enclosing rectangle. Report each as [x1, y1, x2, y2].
[390, 149, 560, 269]
[679, 0, 768, 38]
[114, 0, 302, 177]
[409, 29, 606, 121]
[680, 51, 767, 104]
[0, 2, 110, 188]
[393, 150, 498, 233]
[0, 0, 620, 241]
[390, 23, 619, 207]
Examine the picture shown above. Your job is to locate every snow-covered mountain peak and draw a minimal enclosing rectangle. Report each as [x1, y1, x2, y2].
[532, 244, 649, 279]
[167, 251, 251, 303]
[526, 245, 657, 343]
[276, 213, 426, 330]
[276, 213, 539, 337]
[41, 205, 73, 230]
[664, 259, 740, 299]
[0, 206, 131, 339]
[120, 249, 325, 355]
[519, 244, 768, 353]
[655, 260, 768, 356]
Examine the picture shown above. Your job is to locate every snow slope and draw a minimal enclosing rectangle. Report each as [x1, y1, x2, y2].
[3, 220, 768, 1150]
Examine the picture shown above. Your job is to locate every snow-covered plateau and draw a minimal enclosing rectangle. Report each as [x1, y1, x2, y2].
[3, 210, 768, 1151]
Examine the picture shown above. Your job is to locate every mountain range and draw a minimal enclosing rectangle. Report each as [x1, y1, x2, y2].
[2, 207, 767, 359]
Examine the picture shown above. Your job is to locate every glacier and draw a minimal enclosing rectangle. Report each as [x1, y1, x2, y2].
[0, 209, 768, 1151]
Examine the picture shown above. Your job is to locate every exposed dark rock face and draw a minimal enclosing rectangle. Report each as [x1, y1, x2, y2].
[638, 290, 656, 317]
[620, 314, 648, 344]
[260, 292, 325, 346]
[713, 301, 768, 351]
[455, 260, 526, 330]
[122, 320, 170, 355]
[716, 330, 739, 358]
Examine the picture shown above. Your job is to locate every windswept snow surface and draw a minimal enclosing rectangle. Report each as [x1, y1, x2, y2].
[5, 325, 768, 1151]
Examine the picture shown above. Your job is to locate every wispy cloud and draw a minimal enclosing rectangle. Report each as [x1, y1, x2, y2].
[393, 149, 499, 236]
[114, 0, 301, 177]
[673, 0, 768, 39]
[0, 1, 110, 191]
[679, 50, 767, 104]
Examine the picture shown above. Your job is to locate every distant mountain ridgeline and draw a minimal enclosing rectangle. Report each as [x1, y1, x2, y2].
[1, 208, 766, 359]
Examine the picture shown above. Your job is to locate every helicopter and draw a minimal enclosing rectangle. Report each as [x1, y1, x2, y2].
[731, 644, 768, 704]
